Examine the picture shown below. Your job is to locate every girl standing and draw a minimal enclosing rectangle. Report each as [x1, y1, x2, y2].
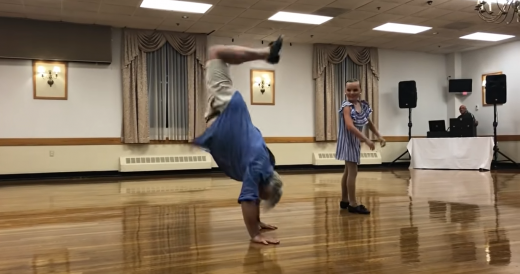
[335, 79, 386, 214]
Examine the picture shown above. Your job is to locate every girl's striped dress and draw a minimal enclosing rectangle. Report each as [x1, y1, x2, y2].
[335, 100, 373, 164]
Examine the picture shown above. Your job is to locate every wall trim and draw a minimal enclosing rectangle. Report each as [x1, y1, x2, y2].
[0, 135, 518, 146]
[0, 138, 122, 146]
[264, 137, 315, 143]
[383, 135, 520, 142]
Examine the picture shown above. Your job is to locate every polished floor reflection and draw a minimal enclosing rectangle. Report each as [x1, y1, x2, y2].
[0, 170, 519, 273]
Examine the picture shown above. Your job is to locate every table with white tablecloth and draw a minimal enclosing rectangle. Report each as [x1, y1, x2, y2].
[406, 137, 494, 170]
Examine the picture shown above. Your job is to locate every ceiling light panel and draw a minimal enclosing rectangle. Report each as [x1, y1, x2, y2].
[373, 23, 432, 34]
[460, 32, 515, 41]
[268, 12, 333, 25]
[140, 0, 212, 13]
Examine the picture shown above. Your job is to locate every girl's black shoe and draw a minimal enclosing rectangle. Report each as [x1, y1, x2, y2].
[348, 204, 370, 214]
[340, 201, 349, 209]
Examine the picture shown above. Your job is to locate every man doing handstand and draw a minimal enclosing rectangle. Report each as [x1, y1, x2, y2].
[194, 36, 284, 245]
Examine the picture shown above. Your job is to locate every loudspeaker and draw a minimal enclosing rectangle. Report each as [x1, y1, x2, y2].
[485, 74, 506, 104]
[449, 117, 476, 137]
[398, 80, 417, 109]
[459, 122, 476, 137]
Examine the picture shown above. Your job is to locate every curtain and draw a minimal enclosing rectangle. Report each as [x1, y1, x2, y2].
[333, 57, 362, 136]
[122, 29, 207, 143]
[147, 43, 189, 141]
[313, 44, 379, 141]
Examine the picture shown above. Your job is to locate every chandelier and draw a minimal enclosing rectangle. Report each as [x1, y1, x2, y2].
[475, 0, 520, 24]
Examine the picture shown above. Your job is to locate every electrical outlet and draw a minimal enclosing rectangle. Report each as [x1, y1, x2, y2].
[49, 150, 54, 157]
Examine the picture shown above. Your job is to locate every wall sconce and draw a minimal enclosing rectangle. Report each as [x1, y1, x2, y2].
[37, 65, 60, 87]
[254, 74, 271, 94]
[250, 69, 275, 105]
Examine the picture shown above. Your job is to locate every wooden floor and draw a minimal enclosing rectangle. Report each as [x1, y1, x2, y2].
[0, 169, 519, 273]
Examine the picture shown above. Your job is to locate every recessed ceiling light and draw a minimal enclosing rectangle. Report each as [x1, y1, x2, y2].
[268, 11, 332, 25]
[140, 0, 212, 14]
[373, 23, 432, 34]
[460, 32, 515, 41]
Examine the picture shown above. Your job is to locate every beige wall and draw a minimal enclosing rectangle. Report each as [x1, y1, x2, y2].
[0, 141, 411, 175]
[2, 28, 520, 176]
[1, 140, 518, 175]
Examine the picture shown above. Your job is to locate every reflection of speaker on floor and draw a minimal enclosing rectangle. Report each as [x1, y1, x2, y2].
[449, 203, 480, 224]
[398, 80, 417, 109]
[486, 229, 511, 266]
[428, 201, 447, 222]
[400, 227, 420, 263]
[449, 234, 476, 263]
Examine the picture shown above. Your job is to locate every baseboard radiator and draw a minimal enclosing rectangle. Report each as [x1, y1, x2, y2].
[312, 150, 382, 166]
[119, 154, 212, 172]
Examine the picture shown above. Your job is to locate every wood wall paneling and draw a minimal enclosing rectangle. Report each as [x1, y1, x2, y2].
[0, 136, 518, 146]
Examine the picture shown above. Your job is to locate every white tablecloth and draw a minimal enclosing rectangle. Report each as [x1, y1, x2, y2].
[406, 137, 494, 170]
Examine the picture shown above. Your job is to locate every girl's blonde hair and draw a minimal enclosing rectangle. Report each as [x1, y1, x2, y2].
[346, 78, 360, 85]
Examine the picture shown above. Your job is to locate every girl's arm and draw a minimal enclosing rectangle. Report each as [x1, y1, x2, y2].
[367, 118, 381, 139]
[343, 107, 370, 142]
[367, 118, 386, 147]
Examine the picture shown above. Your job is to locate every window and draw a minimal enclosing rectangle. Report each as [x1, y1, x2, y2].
[146, 43, 189, 140]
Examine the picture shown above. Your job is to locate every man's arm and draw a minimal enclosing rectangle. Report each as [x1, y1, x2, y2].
[241, 201, 260, 238]
[472, 114, 478, 126]
[238, 172, 261, 238]
[239, 166, 280, 244]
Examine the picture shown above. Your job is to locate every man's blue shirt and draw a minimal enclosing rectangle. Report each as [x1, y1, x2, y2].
[194, 91, 273, 202]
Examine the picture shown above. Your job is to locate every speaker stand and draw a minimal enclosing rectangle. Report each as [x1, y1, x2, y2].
[491, 103, 517, 169]
[391, 108, 412, 165]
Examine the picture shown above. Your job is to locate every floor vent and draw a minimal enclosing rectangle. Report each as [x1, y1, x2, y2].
[119, 154, 212, 172]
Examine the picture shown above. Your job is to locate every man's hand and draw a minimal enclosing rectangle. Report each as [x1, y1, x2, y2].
[252, 234, 280, 245]
[259, 222, 278, 230]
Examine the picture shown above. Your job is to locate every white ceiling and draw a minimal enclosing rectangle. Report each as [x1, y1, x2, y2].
[0, 0, 519, 53]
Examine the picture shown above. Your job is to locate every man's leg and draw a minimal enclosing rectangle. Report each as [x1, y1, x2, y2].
[204, 58, 234, 123]
[204, 35, 284, 123]
[208, 35, 283, 64]
[208, 45, 269, 65]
